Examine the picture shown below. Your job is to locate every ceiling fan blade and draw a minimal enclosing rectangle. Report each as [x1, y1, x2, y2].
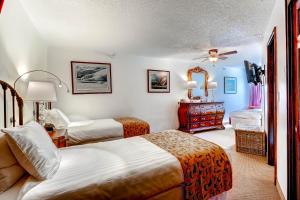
[218, 57, 228, 60]
[200, 58, 209, 62]
[219, 50, 238, 56]
[193, 56, 209, 60]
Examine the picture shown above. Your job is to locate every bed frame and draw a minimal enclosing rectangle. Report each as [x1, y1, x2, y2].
[0, 80, 23, 128]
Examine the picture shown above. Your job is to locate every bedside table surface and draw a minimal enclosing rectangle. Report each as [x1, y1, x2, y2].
[48, 129, 67, 138]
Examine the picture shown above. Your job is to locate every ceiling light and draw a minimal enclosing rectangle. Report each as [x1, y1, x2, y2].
[209, 57, 218, 62]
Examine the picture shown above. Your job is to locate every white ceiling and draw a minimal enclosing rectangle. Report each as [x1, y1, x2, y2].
[20, 0, 275, 60]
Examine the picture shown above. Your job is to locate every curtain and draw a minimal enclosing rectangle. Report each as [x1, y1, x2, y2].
[249, 83, 262, 109]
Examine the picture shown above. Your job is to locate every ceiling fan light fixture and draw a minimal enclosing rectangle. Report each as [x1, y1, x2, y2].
[209, 57, 218, 62]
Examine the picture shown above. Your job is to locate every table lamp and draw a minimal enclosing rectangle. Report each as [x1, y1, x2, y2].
[26, 81, 57, 123]
[208, 81, 218, 102]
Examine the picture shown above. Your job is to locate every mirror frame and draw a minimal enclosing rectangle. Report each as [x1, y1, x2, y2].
[187, 67, 209, 99]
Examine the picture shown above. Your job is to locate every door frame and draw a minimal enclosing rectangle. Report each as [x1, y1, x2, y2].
[267, 27, 278, 183]
[286, 0, 299, 199]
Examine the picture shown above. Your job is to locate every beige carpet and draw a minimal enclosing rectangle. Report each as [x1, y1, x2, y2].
[226, 149, 281, 200]
[195, 127, 281, 200]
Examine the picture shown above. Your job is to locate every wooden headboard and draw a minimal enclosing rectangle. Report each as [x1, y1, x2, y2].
[0, 80, 23, 128]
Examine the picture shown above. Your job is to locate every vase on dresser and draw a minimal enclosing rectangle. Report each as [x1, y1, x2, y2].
[178, 102, 225, 133]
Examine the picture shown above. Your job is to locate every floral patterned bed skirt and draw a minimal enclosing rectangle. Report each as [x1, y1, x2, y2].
[114, 117, 150, 138]
[142, 130, 232, 200]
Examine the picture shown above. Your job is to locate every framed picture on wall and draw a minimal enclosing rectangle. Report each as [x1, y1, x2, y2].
[224, 77, 237, 94]
[71, 61, 112, 94]
[147, 69, 170, 93]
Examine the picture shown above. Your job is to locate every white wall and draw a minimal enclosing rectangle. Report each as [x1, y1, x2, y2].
[0, 0, 47, 126]
[47, 46, 189, 132]
[47, 46, 250, 131]
[262, 0, 287, 198]
[206, 66, 250, 121]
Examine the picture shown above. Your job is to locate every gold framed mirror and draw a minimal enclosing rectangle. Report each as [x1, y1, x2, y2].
[187, 67, 209, 99]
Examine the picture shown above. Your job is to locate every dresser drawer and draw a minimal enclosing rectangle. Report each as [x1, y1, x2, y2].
[200, 115, 215, 121]
[215, 119, 223, 125]
[200, 105, 216, 115]
[216, 114, 224, 120]
[216, 104, 225, 114]
[200, 121, 211, 127]
[189, 105, 201, 116]
[190, 123, 200, 129]
[190, 116, 200, 123]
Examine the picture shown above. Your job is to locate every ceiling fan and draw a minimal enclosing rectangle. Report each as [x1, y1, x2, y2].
[193, 49, 238, 63]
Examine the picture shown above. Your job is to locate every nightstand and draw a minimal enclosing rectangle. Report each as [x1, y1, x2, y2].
[47, 129, 68, 148]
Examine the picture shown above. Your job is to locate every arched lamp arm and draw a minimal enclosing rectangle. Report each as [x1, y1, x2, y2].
[14, 69, 69, 92]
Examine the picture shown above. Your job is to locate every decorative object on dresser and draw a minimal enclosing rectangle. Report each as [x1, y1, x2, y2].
[147, 69, 170, 93]
[178, 102, 225, 133]
[187, 67, 209, 99]
[224, 77, 237, 94]
[202, 81, 218, 102]
[186, 80, 197, 90]
[71, 61, 112, 94]
[234, 126, 266, 156]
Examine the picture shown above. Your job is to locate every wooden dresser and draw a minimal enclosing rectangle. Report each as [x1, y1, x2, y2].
[178, 102, 225, 133]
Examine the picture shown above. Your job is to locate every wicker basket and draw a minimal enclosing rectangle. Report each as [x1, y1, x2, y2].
[235, 128, 266, 156]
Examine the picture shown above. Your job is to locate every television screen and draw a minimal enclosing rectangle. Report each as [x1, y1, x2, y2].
[244, 60, 255, 83]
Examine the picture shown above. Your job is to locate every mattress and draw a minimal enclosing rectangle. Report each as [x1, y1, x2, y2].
[0, 132, 230, 200]
[17, 137, 183, 200]
[67, 117, 150, 145]
[229, 109, 262, 128]
[229, 109, 262, 120]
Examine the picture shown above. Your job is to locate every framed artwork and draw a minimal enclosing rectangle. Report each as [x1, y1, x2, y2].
[71, 61, 112, 94]
[0, 0, 4, 13]
[224, 77, 237, 94]
[147, 69, 170, 93]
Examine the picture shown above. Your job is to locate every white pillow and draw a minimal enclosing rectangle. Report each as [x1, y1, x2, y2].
[2, 121, 61, 181]
[0, 133, 25, 192]
[44, 108, 70, 129]
[55, 109, 70, 125]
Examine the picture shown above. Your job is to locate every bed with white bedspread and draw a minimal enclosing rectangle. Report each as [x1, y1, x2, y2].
[229, 109, 262, 128]
[0, 128, 232, 200]
[45, 109, 150, 145]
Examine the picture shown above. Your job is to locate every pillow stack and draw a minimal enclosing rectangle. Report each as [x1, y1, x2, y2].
[1, 121, 61, 186]
[44, 108, 70, 129]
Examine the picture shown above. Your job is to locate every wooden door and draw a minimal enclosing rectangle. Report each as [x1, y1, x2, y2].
[293, 1, 300, 199]
[287, 0, 300, 199]
[267, 28, 277, 176]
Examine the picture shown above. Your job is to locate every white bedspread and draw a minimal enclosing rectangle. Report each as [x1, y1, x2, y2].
[229, 109, 262, 120]
[18, 137, 183, 200]
[67, 119, 124, 145]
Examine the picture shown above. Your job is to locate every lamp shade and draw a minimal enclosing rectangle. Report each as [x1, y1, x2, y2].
[26, 81, 57, 102]
[187, 81, 197, 89]
[208, 81, 218, 89]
